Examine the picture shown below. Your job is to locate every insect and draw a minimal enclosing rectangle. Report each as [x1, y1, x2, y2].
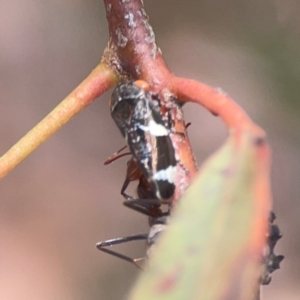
[97, 81, 178, 266]
[98, 82, 193, 267]
[109, 80, 178, 215]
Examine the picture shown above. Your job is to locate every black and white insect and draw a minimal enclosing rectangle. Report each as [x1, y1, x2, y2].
[110, 81, 177, 210]
[97, 81, 177, 266]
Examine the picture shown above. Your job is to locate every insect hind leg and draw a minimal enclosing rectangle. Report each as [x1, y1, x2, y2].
[96, 234, 148, 270]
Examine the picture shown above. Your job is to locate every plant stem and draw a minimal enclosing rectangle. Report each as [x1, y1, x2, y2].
[0, 63, 118, 179]
[172, 77, 265, 137]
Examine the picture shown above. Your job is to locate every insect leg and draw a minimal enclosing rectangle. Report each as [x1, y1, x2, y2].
[104, 145, 131, 165]
[123, 198, 170, 218]
[96, 234, 148, 270]
[120, 177, 137, 202]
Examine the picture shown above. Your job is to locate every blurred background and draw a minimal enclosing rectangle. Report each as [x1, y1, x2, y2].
[0, 0, 299, 299]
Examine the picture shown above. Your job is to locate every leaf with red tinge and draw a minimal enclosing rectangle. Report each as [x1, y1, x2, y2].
[128, 131, 271, 300]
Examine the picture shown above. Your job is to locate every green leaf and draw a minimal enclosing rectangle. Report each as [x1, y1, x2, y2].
[128, 131, 270, 300]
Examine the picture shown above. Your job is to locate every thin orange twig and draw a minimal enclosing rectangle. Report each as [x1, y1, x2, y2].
[171, 76, 265, 138]
[0, 63, 118, 179]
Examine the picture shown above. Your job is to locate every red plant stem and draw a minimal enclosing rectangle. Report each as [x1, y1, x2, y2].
[172, 74, 272, 283]
[103, 0, 173, 90]
[171, 77, 265, 137]
[0, 63, 118, 179]
[251, 142, 271, 252]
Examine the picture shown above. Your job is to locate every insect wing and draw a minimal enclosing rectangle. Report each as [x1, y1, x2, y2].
[110, 82, 145, 138]
[128, 94, 176, 200]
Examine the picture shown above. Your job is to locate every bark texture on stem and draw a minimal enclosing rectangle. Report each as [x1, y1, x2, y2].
[103, 0, 172, 89]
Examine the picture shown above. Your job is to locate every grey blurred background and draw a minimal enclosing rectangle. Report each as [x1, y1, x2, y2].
[0, 1, 299, 299]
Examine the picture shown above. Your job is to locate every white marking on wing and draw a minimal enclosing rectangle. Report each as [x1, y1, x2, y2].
[139, 120, 168, 136]
[153, 165, 176, 183]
